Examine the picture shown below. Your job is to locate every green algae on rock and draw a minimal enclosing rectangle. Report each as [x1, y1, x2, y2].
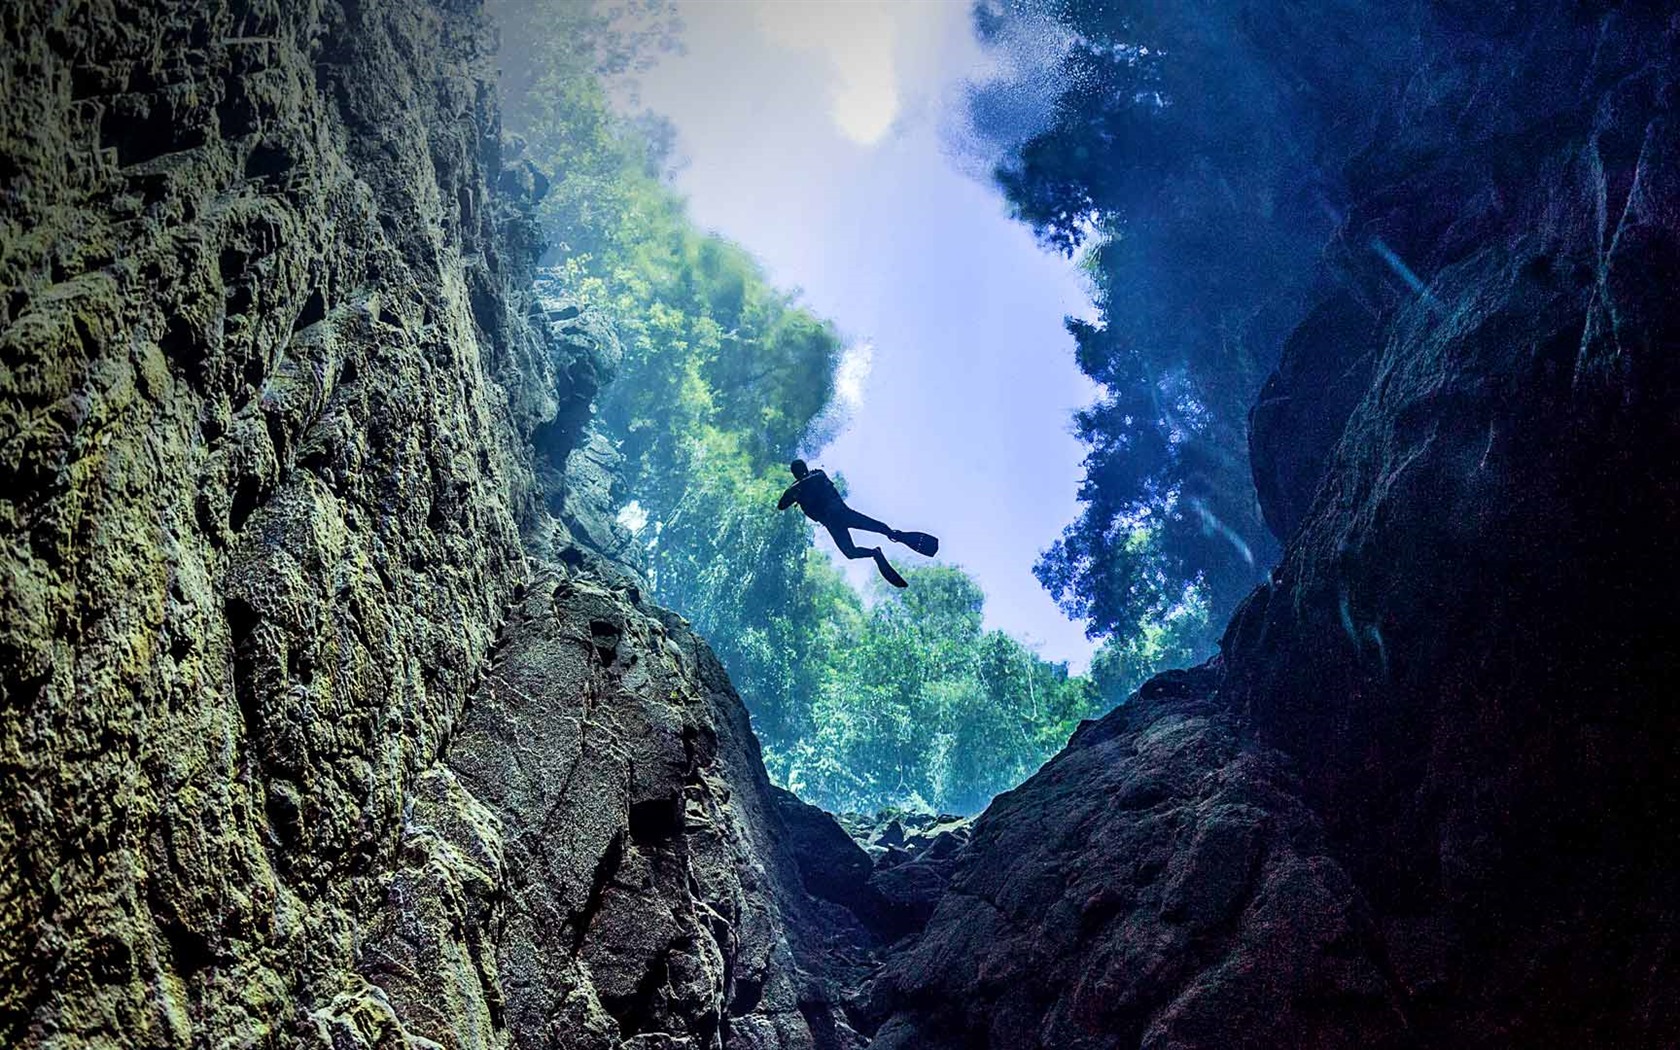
[0, 2, 878, 1046]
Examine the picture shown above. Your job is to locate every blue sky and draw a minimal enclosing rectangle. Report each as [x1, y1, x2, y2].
[633, 0, 1099, 670]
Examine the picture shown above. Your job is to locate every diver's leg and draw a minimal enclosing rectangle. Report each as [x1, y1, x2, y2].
[872, 549, 908, 588]
[825, 521, 906, 586]
[824, 522, 876, 560]
[838, 506, 898, 541]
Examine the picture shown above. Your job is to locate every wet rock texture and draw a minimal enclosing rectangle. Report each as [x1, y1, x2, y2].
[831, 811, 973, 938]
[8, 2, 1678, 1048]
[868, 7, 1680, 1048]
[362, 565, 872, 1050]
[866, 670, 1407, 1050]
[0, 2, 868, 1047]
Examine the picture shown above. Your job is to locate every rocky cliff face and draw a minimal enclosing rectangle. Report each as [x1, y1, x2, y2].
[0, 3, 877, 1046]
[8, 3, 1677, 1049]
[867, 7, 1680, 1048]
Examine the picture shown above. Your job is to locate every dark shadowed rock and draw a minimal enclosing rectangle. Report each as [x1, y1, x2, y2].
[865, 669, 1407, 1049]
[868, 7, 1680, 1048]
[842, 814, 974, 937]
[770, 787, 904, 942]
[1227, 116, 1680, 1043]
[1248, 292, 1380, 543]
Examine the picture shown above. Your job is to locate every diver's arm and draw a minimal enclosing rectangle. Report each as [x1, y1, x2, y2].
[776, 481, 801, 511]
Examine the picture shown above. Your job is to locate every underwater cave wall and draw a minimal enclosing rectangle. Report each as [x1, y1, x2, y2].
[0, 2, 877, 1047]
[1, 0, 536, 1039]
[866, 6, 1680, 1048]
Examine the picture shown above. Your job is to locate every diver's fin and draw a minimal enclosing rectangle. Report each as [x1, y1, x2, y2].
[895, 531, 939, 557]
[875, 553, 909, 588]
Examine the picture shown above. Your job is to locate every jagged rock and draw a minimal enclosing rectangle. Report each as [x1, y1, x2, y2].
[864, 670, 1405, 1049]
[771, 788, 901, 942]
[827, 812, 974, 937]
[0, 2, 869, 1047]
[834, 811, 971, 861]
[360, 573, 871, 1049]
[559, 429, 648, 575]
[867, 8, 1680, 1048]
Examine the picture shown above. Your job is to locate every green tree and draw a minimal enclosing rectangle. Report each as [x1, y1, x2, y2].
[782, 566, 1096, 815]
[967, 0, 1342, 650]
[493, 0, 847, 744]
[492, 0, 1101, 816]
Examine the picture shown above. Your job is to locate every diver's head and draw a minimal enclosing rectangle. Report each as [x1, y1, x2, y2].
[789, 459, 809, 479]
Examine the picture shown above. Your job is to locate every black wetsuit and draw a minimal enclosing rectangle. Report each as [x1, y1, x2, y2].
[778, 470, 894, 560]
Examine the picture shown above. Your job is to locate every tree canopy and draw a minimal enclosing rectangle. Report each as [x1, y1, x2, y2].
[965, 0, 1360, 662]
[782, 566, 1095, 815]
[490, 0, 1100, 814]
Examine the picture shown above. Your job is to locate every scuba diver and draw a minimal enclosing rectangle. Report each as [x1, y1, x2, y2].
[776, 459, 939, 588]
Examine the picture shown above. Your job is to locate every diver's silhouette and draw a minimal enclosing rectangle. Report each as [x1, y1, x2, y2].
[776, 459, 939, 588]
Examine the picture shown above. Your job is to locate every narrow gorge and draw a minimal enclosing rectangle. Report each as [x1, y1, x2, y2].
[1, 2, 1675, 1049]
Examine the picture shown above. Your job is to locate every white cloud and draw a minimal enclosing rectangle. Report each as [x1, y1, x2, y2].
[751, 0, 941, 146]
[835, 339, 874, 409]
[616, 500, 649, 535]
